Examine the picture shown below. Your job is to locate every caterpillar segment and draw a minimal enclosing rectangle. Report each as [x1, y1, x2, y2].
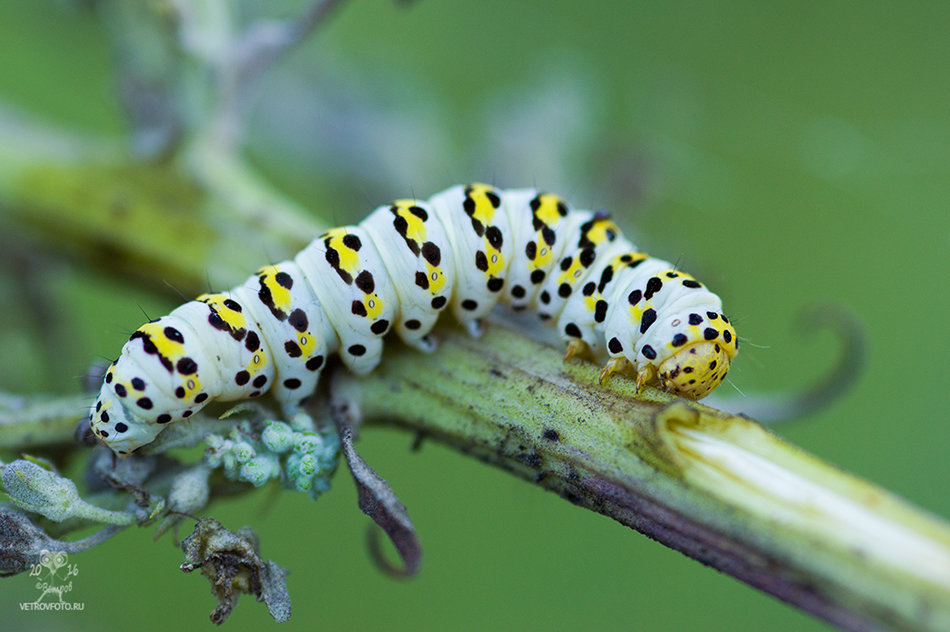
[90, 184, 738, 455]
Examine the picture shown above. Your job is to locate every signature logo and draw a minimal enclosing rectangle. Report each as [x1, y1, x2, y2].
[19, 550, 84, 612]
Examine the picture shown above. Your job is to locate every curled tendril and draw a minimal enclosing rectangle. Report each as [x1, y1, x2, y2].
[329, 388, 422, 578]
[707, 303, 866, 423]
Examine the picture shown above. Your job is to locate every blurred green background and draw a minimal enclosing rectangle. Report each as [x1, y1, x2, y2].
[1, 1, 949, 630]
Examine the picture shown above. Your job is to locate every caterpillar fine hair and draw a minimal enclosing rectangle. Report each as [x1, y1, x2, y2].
[91, 184, 738, 455]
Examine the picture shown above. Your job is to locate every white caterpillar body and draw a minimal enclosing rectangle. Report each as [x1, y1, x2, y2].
[91, 184, 738, 455]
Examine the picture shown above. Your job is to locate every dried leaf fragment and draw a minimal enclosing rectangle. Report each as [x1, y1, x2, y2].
[180, 518, 290, 624]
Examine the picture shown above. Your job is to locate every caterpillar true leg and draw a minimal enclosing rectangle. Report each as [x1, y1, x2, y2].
[562, 338, 589, 361]
[598, 356, 631, 384]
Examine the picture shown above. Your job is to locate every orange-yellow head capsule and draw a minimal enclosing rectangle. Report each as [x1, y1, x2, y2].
[656, 314, 738, 399]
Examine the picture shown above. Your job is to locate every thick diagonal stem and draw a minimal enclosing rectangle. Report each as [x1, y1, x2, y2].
[331, 324, 950, 632]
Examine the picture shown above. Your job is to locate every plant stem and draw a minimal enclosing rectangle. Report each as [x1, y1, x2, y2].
[0, 394, 90, 452]
[331, 324, 950, 632]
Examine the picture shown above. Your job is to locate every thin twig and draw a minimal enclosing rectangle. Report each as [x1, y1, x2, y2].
[207, 0, 350, 148]
[232, 0, 349, 91]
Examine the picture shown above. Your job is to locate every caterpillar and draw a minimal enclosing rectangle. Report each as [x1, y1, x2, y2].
[90, 183, 738, 456]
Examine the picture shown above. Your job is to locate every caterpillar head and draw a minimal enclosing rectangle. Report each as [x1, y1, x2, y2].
[655, 312, 738, 399]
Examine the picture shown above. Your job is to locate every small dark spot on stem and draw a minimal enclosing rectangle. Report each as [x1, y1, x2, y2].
[521, 451, 543, 469]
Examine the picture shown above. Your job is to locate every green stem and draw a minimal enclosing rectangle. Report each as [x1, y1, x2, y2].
[67, 496, 138, 527]
[331, 324, 950, 632]
[0, 394, 91, 452]
[0, 103, 316, 293]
